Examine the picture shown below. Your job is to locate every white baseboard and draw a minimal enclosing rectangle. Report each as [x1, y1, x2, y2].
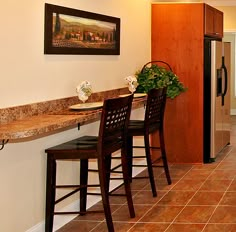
[231, 109, 236, 115]
[26, 160, 146, 232]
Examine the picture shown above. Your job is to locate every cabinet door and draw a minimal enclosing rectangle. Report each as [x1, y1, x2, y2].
[205, 4, 214, 36]
[205, 4, 223, 38]
[214, 9, 223, 38]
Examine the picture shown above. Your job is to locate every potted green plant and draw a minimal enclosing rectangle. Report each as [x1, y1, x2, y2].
[135, 61, 187, 99]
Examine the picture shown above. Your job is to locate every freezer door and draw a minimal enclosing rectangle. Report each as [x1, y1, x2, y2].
[210, 40, 223, 158]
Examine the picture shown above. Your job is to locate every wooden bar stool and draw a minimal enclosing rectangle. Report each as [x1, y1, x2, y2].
[127, 87, 172, 197]
[45, 94, 135, 232]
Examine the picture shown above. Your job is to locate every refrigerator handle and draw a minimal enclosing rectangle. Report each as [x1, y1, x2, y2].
[222, 56, 228, 106]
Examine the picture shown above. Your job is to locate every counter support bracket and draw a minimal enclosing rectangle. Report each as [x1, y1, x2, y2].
[0, 139, 9, 150]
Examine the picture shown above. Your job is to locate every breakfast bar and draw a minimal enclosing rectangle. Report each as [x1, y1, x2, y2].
[0, 88, 146, 142]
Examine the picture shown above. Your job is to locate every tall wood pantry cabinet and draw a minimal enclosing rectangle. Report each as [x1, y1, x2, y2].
[151, 3, 223, 163]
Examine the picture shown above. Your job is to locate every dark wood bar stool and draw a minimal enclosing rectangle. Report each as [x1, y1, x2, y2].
[45, 94, 135, 232]
[127, 87, 172, 197]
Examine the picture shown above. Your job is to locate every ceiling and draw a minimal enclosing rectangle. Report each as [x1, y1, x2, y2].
[151, 0, 236, 6]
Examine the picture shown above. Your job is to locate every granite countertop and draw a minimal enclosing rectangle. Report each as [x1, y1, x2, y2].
[0, 90, 146, 141]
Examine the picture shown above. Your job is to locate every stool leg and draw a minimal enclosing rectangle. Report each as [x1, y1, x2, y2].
[159, 129, 172, 185]
[127, 135, 133, 180]
[45, 156, 56, 232]
[144, 132, 157, 197]
[105, 154, 111, 192]
[80, 159, 88, 214]
[121, 148, 135, 218]
[98, 157, 114, 232]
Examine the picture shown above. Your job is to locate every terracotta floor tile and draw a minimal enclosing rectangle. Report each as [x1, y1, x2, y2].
[191, 163, 218, 170]
[209, 206, 236, 223]
[132, 190, 166, 205]
[138, 169, 166, 180]
[165, 223, 205, 232]
[108, 189, 138, 205]
[216, 161, 236, 170]
[228, 179, 236, 191]
[182, 169, 213, 180]
[188, 191, 224, 205]
[91, 222, 134, 232]
[160, 168, 190, 180]
[207, 170, 236, 180]
[72, 203, 121, 221]
[220, 192, 236, 205]
[56, 220, 100, 232]
[112, 205, 152, 222]
[157, 190, 195, 205]
[128, 222, 170, 232]
[171, 179, 205, 191]
[169, 164, 194, 170]
[153, 166, 169, 177]
[144, 178, 176, 191]
[129, 178, 149, 190]
[203, 223, 236, 232]
[199, 179, 232, 191]
[224, 154, 236, 162]
[174, 206, 216, 223]
[140, 205, 184, 223]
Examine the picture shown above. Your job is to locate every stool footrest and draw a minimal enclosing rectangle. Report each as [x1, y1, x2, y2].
[132, 156, 146, 159]
[133, 164, 147, 167]
[110, 193, 127, 197]
[133, 146, 161, 150]
[56, 184, 99, 188]
[110, 177, 124, 180]
[54, 210, 104, 215]
[87, 192, 101, 196]
[55, 184, 100, 204]
[152, 165, 164, 168]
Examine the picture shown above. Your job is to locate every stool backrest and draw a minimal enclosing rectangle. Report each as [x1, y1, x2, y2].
[144, 87, 167, 131]
[98, 94, 134, 155]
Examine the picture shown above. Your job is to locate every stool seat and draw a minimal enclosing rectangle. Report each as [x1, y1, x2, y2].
[46, 135, 123, 158]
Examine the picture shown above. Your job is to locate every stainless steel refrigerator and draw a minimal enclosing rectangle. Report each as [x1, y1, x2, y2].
[204, 39, 231, 163]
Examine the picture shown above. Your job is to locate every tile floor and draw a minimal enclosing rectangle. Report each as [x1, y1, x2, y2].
[57, 117, 236, 232]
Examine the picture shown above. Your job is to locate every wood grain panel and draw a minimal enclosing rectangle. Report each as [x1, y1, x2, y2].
[151, 4, 205, 163]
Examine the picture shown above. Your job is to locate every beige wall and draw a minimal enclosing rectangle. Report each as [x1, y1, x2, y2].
[0, 1, 151, 231]
[217, 6, 236, 29]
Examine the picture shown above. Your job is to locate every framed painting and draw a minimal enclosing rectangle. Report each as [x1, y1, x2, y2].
[44, 3, 120, 55]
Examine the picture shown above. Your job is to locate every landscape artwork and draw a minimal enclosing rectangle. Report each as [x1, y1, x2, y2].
[44, 4, 120, 55]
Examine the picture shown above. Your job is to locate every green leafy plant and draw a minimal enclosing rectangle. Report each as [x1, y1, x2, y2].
[135, 64, 187, 99]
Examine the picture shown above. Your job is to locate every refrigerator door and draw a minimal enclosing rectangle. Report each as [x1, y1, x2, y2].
[222, 42, 231, 148]
[210, 41, 231, 159]
[210, 40, 223, 158]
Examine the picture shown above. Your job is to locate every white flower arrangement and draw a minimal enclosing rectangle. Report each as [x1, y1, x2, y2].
[76, 81, 92, 103]
[124, 75, 138, 93]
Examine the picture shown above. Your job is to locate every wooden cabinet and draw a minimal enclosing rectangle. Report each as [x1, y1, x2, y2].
[151, 3, 223, 164]
[205, 4, 223, 38]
